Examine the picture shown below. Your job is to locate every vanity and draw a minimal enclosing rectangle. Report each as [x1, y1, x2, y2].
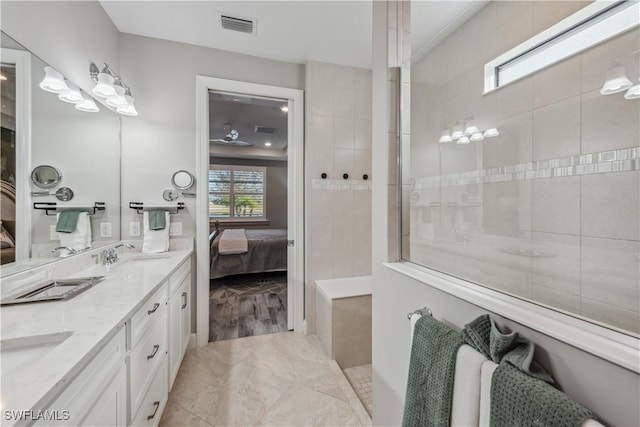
[1, 246, 193, 426]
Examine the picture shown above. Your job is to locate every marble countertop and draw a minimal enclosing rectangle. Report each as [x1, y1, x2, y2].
[0, 249, 192, 418]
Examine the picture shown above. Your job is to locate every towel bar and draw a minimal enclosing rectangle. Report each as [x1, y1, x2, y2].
[33, 202, 106, 216]
[129, 201, 185, 215]
[407, 306, 432, 319]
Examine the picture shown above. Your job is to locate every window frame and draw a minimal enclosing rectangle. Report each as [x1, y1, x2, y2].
[484, 0, 640, 93]
[209, 164, 267, 221]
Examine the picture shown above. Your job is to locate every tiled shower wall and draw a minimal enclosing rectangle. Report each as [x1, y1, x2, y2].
[407, 1, 640, 333]
[305, 61, 372, 334]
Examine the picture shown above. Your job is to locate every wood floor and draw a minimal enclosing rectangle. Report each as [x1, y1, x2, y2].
[209, 272, 288, 342]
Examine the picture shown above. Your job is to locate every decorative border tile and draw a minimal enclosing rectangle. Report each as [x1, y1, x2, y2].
[413, 146, 640, 189]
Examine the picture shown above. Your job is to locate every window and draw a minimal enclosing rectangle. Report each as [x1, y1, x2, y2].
[484, 0, 639, 92]
[209, 165, 266, 220]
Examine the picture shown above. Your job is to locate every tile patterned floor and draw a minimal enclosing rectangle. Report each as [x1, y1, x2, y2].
[209, 272, 288, 342]
[343, 365, 373, 417]
[159, 332, 371, 427]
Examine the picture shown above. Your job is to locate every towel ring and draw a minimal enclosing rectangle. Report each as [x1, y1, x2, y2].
[407, 306, 432, 319]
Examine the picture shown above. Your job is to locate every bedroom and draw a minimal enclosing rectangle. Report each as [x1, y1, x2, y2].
[207, 91, 290, 342]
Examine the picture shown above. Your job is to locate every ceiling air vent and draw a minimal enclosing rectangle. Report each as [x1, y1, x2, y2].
[254, 126, 277, 134]
[220, 14, 255, 35]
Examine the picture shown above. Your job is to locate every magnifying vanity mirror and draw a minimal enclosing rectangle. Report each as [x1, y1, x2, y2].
[171, 170, 195, 191]
[0, 31, 122, 275]
[30, 165, 62, 189]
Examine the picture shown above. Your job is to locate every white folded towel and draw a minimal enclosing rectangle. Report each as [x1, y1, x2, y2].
[451, 345, 487, 427]
[57, 212, 92, 256]
[142, 211, 170, 254]
[218, 228, 248, 254]
[479, 360, 498, 427]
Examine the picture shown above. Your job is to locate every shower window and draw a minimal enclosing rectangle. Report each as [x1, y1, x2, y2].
[403, 1, 640, 336]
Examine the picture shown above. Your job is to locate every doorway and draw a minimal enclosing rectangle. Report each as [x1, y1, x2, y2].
[195, 77, 304, 347]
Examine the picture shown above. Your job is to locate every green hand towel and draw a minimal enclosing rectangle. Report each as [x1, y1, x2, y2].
[462, 314, 553, 383]
[56, 210, 81, 233]
[148, 210, 166, 231]
[402, 315, 464, 427]
[491, 363, 593, 427]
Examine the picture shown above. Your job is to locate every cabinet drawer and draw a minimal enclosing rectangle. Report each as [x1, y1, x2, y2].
[169, 259, 190, 295]
[130, 312, 166, 414]
[130, 283, 167, 347]
[130, 355, 168, 427]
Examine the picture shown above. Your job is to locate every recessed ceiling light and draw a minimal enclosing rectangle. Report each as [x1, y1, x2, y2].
[281, 106, 288, 112]
[264, 142, 272, 147]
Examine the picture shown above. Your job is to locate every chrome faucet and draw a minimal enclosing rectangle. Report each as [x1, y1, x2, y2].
[52, 246, 78, 255]
[101, 243, 135, 265]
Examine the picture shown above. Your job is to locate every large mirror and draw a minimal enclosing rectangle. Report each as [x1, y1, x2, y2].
[0, 31, 121, 275]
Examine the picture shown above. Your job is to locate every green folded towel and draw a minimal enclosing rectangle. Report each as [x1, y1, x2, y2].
[491, 363, 593, 427]
[462, 314, 553, 383]
[148, 210, 166, 230]
[56, 210, 81, 233]
[402, 315, 463, 427]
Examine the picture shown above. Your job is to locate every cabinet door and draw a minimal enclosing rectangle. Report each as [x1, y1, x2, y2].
[179, 276, 191, 355]
[167, 289, 182, 390]
[80, 364, 127, 427]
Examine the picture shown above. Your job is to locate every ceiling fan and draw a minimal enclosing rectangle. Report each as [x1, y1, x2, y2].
[210, 123, 253, 146]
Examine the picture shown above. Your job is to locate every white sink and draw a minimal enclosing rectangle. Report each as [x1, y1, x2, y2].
[1, 331, 72, 376]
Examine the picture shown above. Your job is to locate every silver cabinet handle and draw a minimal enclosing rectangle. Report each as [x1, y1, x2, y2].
[147, 303, 160, 315]
[147, 401, 160, 420]
[181, 292, 187, 309]
[147, 344, 160, 360]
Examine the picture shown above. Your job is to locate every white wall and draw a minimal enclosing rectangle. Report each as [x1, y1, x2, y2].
[371, 2, 640, 426]
[304, 61, 372, 334]
[0, 1, 120, 95]
[118, 33, 304, 242]
[210, 158, 288, 230]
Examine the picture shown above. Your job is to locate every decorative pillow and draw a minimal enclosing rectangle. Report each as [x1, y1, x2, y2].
[0, 221, 15, 248]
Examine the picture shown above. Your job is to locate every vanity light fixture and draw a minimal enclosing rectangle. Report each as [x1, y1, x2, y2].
[39, 66, 69, 93]
[90, 63, 137, 116]
[463, 115, 479, 136]
[483, 128, 500, 138]
[75, 95, 100, 113]
[456, 136, 471, 144]
[438, 128, 453, 143]
[600, 60, 633, 95]
[58, 81, 84, 104]
[470, 132, 484, 142]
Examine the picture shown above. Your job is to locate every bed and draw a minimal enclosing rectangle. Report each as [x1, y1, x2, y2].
[210, 228, 288, 279]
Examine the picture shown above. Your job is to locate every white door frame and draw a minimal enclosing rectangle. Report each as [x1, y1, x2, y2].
[195, 76, 304, 347]
[2, 48, 32, 261]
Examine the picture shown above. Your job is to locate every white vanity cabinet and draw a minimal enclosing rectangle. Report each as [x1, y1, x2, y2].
[167, 259, 191, 390]
[34, 329, 128, 427]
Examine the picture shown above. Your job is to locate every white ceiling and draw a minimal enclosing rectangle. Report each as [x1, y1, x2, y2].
[100, 1, 373, 69]
[100, 1, 481, 69]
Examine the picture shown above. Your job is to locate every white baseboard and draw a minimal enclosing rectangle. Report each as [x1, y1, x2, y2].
[188, 333, 197, 350]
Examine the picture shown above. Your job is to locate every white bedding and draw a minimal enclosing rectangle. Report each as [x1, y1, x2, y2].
[218, 228, 248, 254]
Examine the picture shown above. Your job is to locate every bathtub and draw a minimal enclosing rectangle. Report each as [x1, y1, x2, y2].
[316, 275, 372, 368]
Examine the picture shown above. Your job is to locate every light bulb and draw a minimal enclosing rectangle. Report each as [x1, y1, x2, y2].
[39, 66, 69, 93]
[624, 78, 640, 100]
[483, 128, 499, 138]
[464, 124, 479, 136]
[116, 95, 138, 116]
[58, 81, 84, 104]
[281, 106, 288, 112]
[265, 142, 272, 147]
[106, 84, 128, 108]
[451, 122, 464, 139]
[438, 128, 452, 143]
[92, 72, 116, 98]
[600, 60, 633, 95]
[75, 96, 100, 112]
[456, 136, 470, 144]
[470, 132, 484, 142]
